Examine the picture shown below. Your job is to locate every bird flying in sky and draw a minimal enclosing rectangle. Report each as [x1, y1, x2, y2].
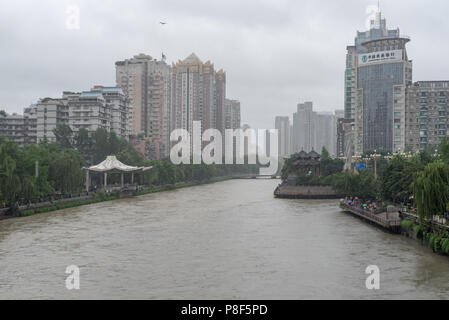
[160, 21, 167, 25]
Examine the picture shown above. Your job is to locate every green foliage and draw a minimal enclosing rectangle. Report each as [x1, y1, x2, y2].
[280, 148, 343, 184]
[48, 150, 85, 194]
[53, 124, 73, 149]
[412, 161, 449, 223]
[439, 137, 449, 164]
[331, 170, 379, 200]
[440, 237, 449, 254]
[429, 234, 442, 253]
[380, 156, 424, 204]
[400, 220, 414, 231]
[321, 147, 330, 160]
[413, 225, 424, 240]
[0, 131, 253, 209]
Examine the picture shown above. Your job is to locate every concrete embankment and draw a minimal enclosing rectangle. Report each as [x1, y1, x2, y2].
[0, 177, 232, 221]
[274, 185, 341, 199]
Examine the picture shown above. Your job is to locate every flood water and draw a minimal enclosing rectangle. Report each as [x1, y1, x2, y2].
[0, 179, 448, 299]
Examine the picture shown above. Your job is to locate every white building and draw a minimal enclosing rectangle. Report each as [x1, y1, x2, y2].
[36, 96, 69, 142]
[68, 86, 129, 137]
[0, 107, 37, 147]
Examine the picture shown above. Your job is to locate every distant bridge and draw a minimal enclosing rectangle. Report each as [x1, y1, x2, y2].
[231, 174, 280, 180]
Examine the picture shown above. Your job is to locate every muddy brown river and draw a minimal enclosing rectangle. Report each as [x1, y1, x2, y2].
[0, 179, 448, 299]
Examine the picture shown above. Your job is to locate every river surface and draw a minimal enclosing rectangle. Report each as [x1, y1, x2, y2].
[0, 179, 448, 299]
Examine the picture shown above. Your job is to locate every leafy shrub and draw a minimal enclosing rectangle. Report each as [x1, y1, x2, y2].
[440, 238, 449, 254]
[400, 220, 414, 231]
[413, 225, 424, 239]
[429, 234, 442, 253]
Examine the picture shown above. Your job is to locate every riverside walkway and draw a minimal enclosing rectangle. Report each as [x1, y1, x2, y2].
[340, 202, 401, 233]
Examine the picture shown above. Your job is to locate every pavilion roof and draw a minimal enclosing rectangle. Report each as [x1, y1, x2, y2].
[86, 156, 152, 172]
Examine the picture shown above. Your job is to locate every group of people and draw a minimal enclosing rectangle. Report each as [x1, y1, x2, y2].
[340, 197, 378, 212]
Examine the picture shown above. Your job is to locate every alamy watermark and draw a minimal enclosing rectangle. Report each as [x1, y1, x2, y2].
[170, 121, 279, 176]
[365, 265, 380, 290]
[65, 5, 80, 30]
[65, 265, 80, 290]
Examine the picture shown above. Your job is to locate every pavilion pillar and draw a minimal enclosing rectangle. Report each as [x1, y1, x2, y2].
[85, 170, 89, 193]
[131, 172, 134, 184]
[104, 172, 108, 190]
[121, 172, 124, 188]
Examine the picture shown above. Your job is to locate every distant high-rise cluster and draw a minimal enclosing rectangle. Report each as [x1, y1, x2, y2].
[340, 10, 449, 161]
[275, 102, 342, 159]
[1, 53, 242, 161]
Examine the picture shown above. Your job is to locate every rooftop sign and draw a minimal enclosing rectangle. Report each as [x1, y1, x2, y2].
[358, 49, 403, 66]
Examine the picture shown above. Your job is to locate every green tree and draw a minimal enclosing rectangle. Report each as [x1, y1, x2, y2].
[48, 150, 85, 194]
[91, 128, 110, 164]
[380, 156, 423, 204]
[53, 124, 73, 149]
[439, 137, 449, 164]
[74, 128, 92, 162]
[0, 138, 21, 208]
[412, 161, 449, 222]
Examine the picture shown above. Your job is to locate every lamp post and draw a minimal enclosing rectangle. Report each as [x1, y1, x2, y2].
[352, 154, 362, 173]
[434, 149, 439, 158]
[371, 150, 380, 180]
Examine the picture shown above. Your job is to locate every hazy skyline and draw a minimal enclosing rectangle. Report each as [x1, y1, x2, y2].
[1, 0, 449, 129]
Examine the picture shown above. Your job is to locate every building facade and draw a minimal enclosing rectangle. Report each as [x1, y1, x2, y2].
[405, 81, 449, 152]
[36, 96, 69, 142]
[171, 53, 226, 137]
[0, 107, 37, 147]
[292, 101, 315, 153]
[67, 86, 129, 138]
[346, 11, 413, 155]
[116, 54, 172, 159]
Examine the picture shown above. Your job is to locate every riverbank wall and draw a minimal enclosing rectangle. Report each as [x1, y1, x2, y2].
[400, 213, 449, 256]
[340, 203, 449, 257]
[274, 185, 342, 199]
[0, 177, 233, 221]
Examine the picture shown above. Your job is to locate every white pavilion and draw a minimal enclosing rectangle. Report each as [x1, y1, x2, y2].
[84, 156, 152, 192]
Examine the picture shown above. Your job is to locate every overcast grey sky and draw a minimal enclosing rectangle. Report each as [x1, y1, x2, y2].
[1, 0, 449, 129]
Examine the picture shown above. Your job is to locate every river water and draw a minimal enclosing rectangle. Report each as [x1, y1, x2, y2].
[0, 179, 448, 299]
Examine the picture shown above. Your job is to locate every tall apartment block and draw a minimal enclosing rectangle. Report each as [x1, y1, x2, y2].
[405, 81, 449, 152]
[275, 116, 291, 157]
[116, 54, 172, 160]
[292, 102, 315, 153]
[171, 53, 226, 136]
[345, 11, 413, 155]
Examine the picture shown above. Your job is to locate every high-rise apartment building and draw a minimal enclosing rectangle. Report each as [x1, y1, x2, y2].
[171, 53, 226, 136]
[346, 11, 413, 155]
[292, 102, 315, 153]
[405, 81, 449, 152]
[316, 112, 337, 157]
[116, 54, 172, 159]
